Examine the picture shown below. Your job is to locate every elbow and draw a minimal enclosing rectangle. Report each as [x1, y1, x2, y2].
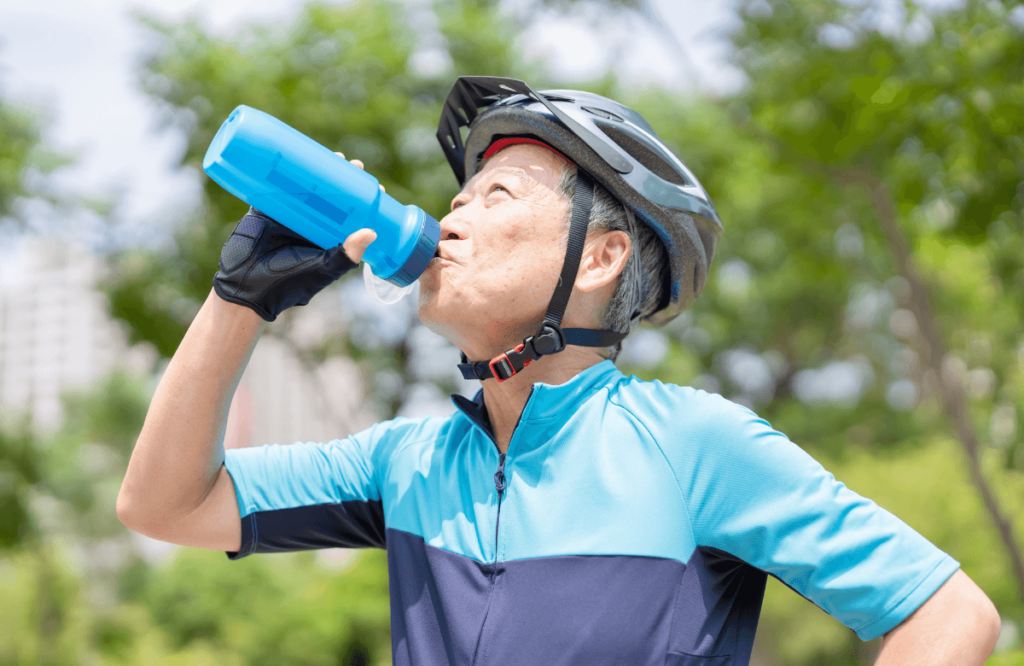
[976, 594, 1002, 653]
[881, 570, 1003, 662]
[116, 491, 140, 532]
[958, 582, 1002, 656]
[116, 488, 156, 537]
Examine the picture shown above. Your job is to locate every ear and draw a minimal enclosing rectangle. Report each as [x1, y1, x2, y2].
[575, 229, 631, 293]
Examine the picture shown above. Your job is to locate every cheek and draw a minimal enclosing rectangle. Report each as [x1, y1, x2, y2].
[423, 207, 567, 320]
[476, 219, 564, 294]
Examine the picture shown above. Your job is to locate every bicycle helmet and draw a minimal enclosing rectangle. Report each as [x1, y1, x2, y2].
[437, 76, 722, 381]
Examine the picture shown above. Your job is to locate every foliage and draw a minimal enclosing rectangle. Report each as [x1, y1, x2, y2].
[0, 87, 75, 228]
[0, 100, 41, 221]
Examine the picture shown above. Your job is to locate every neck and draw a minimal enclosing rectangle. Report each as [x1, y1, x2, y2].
[478, 345, 606, 454]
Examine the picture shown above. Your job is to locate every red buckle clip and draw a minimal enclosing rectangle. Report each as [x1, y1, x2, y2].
[489, 343, 529, 383]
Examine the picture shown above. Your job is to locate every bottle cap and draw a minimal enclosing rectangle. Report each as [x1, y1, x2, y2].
[385, 211, 441, 287]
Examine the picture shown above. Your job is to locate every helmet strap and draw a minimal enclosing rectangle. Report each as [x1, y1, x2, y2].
[458, 171, 628, 382]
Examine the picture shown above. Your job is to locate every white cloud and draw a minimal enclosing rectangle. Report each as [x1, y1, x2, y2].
[793, 358, 875, 407]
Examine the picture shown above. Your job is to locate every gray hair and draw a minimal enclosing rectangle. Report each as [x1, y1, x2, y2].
[556, 166, 666, 361]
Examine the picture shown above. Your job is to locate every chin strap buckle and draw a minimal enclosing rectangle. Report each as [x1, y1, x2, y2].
[487, 323, 566, 383]
[458, 324, 627, 382]
[489, 344, 527, 383]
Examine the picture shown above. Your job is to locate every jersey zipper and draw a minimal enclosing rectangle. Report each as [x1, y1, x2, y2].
[492, 452, 507, 561]
[469, 387, 534, 666]
[490, 385, 533, 565]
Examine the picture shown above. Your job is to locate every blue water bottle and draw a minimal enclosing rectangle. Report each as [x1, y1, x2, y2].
[202, 105, 440, 287]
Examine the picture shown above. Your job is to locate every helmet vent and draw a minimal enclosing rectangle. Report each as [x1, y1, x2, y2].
[597, 123, 687, 187]
[582, 106, 623, 122]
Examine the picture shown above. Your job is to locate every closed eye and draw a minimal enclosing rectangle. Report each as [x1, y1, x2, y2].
[451, 183, 508, 211]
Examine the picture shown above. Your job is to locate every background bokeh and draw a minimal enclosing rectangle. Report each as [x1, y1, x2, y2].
[1, 0, 1023, 663]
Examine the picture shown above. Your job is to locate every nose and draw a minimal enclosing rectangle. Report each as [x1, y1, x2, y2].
[439, 212, 467, 241]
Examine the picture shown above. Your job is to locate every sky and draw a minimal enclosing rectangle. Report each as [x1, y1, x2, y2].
[0, 0, 740, 277]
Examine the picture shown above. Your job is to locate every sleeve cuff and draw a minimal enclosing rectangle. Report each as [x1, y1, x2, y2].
[854, 555, 961, 641]
[225, 511, 258, 560]
[223, 456, 258, 560]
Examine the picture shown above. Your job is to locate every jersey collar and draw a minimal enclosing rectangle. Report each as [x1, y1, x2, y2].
[450, 360, 624, 440]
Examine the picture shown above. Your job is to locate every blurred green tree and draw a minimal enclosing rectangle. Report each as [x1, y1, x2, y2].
[0, 89, 75, 229]
[0, 97, 45, 222]
[0, 67, 94, 666]
[0, 372, 153, 665]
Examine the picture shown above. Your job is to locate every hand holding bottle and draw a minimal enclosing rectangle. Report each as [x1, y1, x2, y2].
[212, 153, 379, 322]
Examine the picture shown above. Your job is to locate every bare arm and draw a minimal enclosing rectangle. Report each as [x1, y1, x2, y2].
[116, 225, 376, 552]
[875, 569, 1000, 665]
[116, 291, 264, 551]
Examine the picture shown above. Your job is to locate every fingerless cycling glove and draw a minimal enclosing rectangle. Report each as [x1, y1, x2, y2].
[213, 208, 356, 321]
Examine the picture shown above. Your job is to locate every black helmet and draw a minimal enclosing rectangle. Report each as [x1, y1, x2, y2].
[437, 76, 722, 326]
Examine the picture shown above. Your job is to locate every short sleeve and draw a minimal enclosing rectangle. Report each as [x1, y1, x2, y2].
[223, 423, 389, 559]
[664, 391, 959, 641]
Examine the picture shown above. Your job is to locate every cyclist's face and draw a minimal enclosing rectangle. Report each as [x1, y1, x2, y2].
[418, 144, 571, 356]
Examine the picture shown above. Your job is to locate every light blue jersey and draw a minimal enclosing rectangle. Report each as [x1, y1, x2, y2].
[225, 360, 958, 665]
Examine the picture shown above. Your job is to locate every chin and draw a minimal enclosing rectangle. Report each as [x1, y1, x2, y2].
[416, 290, 452, 337]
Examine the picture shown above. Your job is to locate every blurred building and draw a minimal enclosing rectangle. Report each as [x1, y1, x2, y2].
[0, 239, 128, 429]
[227, 334, 371, 449]
[0, 239, 369, 443]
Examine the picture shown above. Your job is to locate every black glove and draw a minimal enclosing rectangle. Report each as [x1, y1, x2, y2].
[213, 208, 356, 322]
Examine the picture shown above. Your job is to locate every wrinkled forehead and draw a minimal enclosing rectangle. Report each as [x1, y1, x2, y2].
[461, 143, 570, 195]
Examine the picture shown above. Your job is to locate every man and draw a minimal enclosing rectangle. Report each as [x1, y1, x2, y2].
[117, 76, 1000, 665]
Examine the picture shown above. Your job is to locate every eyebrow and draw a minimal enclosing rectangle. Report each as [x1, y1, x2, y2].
[463, 166, 530, 195]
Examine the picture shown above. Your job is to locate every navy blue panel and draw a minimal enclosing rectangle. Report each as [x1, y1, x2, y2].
[450, 390, 493, 439]
[387, 528, 492, 666]
[385, 530, 769, 666]
[475, 552, 684, 666]
[666, 546, 767, 662]
[228, 499, 385, 560]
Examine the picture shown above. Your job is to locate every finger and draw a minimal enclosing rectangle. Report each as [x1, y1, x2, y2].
[334, 152, 382, 191]
[343, 228, 377, 263]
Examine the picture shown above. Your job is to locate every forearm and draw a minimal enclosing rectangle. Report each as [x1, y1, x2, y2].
[117, 289, 265, 531]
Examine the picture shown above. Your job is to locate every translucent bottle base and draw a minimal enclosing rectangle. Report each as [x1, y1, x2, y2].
[363, 261, 415, 304]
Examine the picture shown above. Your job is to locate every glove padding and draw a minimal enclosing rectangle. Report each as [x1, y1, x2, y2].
[213, 208, 356, 321]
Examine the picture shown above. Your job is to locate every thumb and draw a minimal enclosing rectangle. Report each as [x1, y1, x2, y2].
[343, 228, 377, 263]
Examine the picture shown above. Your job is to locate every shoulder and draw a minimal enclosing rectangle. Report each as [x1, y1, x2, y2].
[357, 413, 454, 444]
[353, 413, 462, 461]
[605, 373, 810, 483]
[606, 373, 763, 441]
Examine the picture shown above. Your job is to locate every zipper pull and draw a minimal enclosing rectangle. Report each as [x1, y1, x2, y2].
[493, 453, 507, 493]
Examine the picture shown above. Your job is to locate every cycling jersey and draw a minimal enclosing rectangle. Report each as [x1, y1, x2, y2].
[224, 360, 958, 665]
